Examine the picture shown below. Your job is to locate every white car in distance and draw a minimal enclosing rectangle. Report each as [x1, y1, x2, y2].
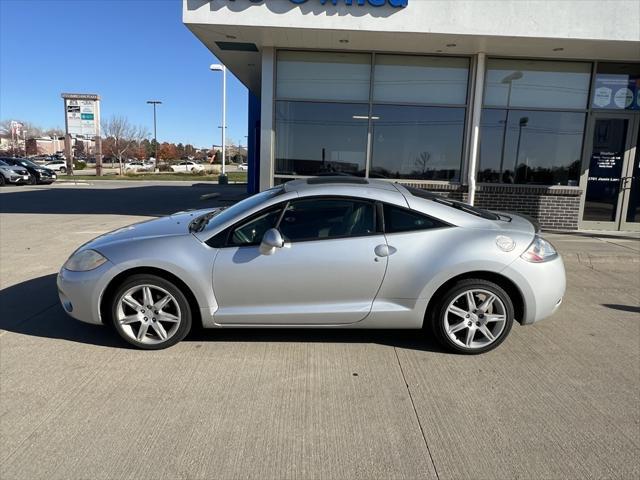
[170, 161, 205, 173]
[44, 159, 68, 173]
[124, 161, 153, 173]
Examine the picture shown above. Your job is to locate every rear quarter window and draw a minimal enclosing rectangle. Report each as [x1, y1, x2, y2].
[383, 204, 447, 233]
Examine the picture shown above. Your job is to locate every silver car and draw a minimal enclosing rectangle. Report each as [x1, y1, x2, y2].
[57, 177, 565, 353]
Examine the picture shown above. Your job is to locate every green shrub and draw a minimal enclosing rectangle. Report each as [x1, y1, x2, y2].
[158, 164, 173, 172]
[73, 161, 86, 170]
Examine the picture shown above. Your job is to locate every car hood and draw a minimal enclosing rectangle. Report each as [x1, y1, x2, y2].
[82, 208, 215, 251]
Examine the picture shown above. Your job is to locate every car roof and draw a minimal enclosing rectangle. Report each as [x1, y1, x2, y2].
[283, 176, 401, 194]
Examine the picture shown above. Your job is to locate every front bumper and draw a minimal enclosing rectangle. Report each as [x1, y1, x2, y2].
[57, 261, 117, 325]
[502, 255, 566, 325]
[6, 174, 29, 184]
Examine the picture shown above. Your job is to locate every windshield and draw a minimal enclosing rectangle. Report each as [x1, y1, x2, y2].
[18, 159, 39, 168]
[404, 186, 500, 221]
[190, 186, 284, 233]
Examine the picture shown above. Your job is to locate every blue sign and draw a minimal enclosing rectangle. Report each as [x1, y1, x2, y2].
[289, 0, 408, 6]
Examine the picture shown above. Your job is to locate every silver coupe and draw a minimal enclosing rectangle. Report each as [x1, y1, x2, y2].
[57, 177, 565, 353]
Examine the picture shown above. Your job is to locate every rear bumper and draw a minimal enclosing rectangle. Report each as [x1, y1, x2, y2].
[502, 255, 566, 325]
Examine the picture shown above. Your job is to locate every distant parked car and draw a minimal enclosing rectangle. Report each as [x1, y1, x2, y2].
[237, 163, 249, 171]
[0, 157, 57, 185]
[0, 159, 30, 186]
[45, 159, 68, 173]
[171, 161, 204, 173]
[124, 161, 153, 173]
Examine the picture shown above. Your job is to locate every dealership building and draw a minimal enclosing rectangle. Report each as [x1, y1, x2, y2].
[184, 0, 640, 231]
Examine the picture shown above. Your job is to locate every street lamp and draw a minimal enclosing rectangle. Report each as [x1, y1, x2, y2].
[210, 63, 227, 182]
[146, 100, 162, 170]
[497, 71, 523, 179]
[514, 116, 529, 182]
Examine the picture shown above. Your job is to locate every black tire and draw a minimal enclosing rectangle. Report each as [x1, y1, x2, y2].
[430, 278, 514, 355]
[59, 167, 66, 174]
[29, 175, 38, 185]
[110, 274, 192, 350]
[0, 175, 5, 186]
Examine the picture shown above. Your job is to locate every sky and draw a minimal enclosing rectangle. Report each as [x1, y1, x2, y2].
[0, 0, 248, 148]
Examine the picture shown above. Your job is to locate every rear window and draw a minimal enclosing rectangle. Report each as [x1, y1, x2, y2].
[404, 186, 499, 221]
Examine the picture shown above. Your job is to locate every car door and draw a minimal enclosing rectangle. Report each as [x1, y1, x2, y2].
[211, 196, 388, 325]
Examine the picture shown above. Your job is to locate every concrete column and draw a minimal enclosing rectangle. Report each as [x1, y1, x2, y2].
[259, 47, 275, 191]
[467, 52, 486, 206]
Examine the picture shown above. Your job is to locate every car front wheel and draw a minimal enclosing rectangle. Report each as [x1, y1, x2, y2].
[110, 274, 192, 350]
[431, 279, 514, 354]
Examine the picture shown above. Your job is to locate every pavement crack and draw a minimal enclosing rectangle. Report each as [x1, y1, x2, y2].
[393, 346, 440, 480]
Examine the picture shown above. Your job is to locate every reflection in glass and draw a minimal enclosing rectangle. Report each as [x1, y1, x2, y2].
[583, 119, 628, 222]
[373, 55, 469, 105]
[478, 109, 585, 185]
[275, 101, 369, 176]
[484, 59, 591, 109]
[276, 51, 371, 102]
[370, 105, 465, 181]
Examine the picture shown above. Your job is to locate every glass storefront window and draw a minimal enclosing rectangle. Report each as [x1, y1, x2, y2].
[484, 59, 591, 110]
[592, 63, 640, 111]
[478, 109, 585, 185]
[276, 51, 371, 102]
[275, 101, 369, 176]
[370, 105, 465, 181]
[373, 55, 469, 105]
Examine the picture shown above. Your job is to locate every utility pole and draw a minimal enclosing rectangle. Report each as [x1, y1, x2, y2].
[147, 100, 162, 170]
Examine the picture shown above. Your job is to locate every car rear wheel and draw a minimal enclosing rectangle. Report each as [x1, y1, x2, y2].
[0, 175, 5, 186]
[59, 167, 66, 174]
[110, 274, 192, 350]
[431, 279, 514, 354]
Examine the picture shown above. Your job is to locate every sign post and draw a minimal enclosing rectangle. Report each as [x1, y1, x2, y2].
[61, 93, 101, 176]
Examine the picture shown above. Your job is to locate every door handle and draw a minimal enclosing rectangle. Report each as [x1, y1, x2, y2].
[374, 244, 396, 257]
[620, 176, 633, 190]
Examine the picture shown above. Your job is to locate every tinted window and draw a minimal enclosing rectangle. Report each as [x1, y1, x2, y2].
[279, 198, 375, 241]
[383, 205, 445, 233]
[275, 101, 369, 176]
[478, 109, 585, 185]
[370, 105, 465, 181]
[229, 207, 283, 246]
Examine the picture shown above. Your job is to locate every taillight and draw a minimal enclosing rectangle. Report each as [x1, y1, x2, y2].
[521, 235, 558, 263]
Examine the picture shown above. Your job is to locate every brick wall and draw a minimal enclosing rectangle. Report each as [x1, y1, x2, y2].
[400, 182, 583, 230]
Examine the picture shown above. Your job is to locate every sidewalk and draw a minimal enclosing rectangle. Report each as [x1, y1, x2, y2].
[544, 230, 640, 268]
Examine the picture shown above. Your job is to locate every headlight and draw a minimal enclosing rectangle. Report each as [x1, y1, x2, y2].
[521, 235, 558, 263]
[63, 249, 108, 271]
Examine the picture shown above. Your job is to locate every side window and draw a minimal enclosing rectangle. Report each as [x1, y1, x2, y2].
[383, 204, 445, 233]
[279, 198, 375, 242]
[229, 207, 283, 246]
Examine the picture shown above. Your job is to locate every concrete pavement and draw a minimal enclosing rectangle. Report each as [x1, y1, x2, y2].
[1, 182, 639, 479]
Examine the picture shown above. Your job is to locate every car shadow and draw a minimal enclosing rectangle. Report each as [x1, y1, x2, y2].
[0, 274, 446, 353]
[0, 183, 248, 216]
[601, 304, 640, 314]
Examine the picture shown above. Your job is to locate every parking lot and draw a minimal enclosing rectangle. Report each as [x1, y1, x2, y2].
[1, 181, 639, 480]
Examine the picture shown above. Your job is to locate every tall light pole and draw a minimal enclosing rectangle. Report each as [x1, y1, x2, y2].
[498, 71, 523, 181]
[210, 63, 227, 182]
[146, 100, 161, 170]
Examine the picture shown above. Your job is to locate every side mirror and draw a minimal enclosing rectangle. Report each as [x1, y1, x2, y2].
[259, 228, 284, 255]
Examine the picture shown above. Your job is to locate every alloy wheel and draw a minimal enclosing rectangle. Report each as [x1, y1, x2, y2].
[443, 288, 507, 350]
[115, 284, 182, 345]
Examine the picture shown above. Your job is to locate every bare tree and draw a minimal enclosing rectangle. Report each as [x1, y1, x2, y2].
[415, 151, 431, 176]
[101, 116, 149, 175]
